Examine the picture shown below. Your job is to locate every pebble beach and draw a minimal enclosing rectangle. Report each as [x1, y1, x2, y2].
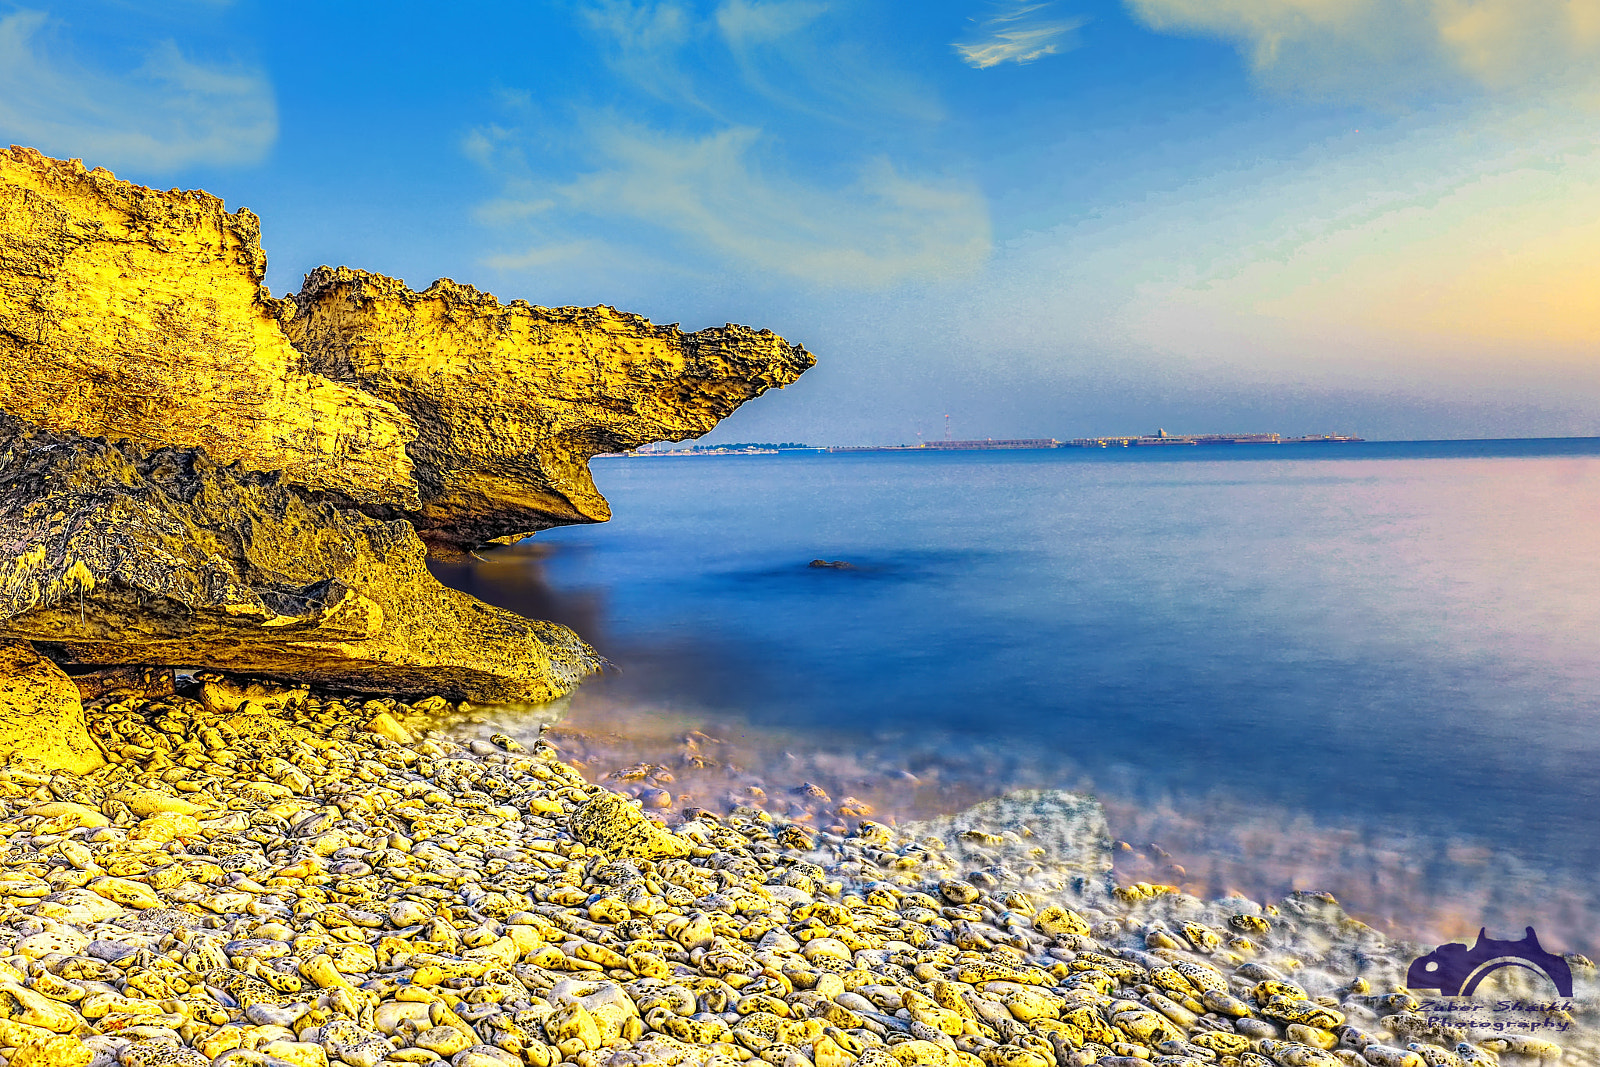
[0, 677, 1589, 1067]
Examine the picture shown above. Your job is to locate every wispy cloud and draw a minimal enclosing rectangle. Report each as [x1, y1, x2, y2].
[1107, 0, 1600, 370]
[951, 87, 1600, 406]
[715, 0, 829, 45]
[0, 9, 275, 171]
[577, 0, 706, 108]
[1127, 0, 1600, 99]
[481, 239, 604, 273]
[576, 0, 938, 126]
[955, 1, 1089, 69]
[470, 1, 987, 291]
[477, 121, 990, 288]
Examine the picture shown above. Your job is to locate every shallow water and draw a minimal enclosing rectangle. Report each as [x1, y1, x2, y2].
[433, 440, 1600, 951]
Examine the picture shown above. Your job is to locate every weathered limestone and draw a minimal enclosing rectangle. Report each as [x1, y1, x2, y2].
[0, 147, 814, 555]
[0, 416, 598, 702]
[0, 640, 102, 774]
[287, 267, 814, 551]
[0, 146, 813, 743]
[568, 791, 693, 859]
[0, 146, 419, 508]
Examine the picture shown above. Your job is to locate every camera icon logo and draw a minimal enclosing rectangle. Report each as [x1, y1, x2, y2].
[1407, 927, 1572, 998]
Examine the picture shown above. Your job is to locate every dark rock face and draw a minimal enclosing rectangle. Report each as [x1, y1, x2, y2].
[0, 415, 598, 702]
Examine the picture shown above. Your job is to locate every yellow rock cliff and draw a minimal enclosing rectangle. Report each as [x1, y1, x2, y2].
[1, 146, 814, 554]
[0, 146, 420, 508]
[0, 146, 814, 743]
[288, 267, 815, 551]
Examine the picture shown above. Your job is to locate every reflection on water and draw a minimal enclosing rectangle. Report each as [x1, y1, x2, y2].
[429, 542, 608, 642]
[433, 442, 1600, 952]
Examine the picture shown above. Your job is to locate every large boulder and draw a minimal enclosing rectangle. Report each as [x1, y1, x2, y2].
[0, 640, 103, 774]
[0, 415, 598, 702]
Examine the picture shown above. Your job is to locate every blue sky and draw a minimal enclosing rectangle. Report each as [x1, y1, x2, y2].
[4, 0, 1600, 441]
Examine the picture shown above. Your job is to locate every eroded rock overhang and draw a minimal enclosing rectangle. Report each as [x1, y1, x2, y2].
[0, 145, 814, 702]
[0, 145, 814, 556]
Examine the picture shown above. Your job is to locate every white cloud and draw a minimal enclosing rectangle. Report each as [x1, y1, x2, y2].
[1126, 0, 1600, 99]
[712, 0, 849, 119]
[579, 0, 943, 125]
[0, 9, 275, 171]
[481, 122, 990, 289]
[577, 0, 709, 110]
[955, 1, 1089, 69]
[1101, 0, 1600, 377]
[580, 0, 695, 51]
[474, 1, 982, 290]
[482, 239, 603, 273]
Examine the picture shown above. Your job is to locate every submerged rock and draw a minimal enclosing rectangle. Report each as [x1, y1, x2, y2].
[903, 790, 1117, 903]
[0, 415, 597, 702]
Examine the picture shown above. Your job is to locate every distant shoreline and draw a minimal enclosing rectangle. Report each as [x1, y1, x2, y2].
[598, 434, 1600, 458]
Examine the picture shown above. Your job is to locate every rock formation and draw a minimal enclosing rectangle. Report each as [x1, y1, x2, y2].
[0, 146, 418, 508]
[288, 267, 814, 552]
[0, 146, 813, 712]
[0, 415, 599, 701]
[0, 145, 814, 555]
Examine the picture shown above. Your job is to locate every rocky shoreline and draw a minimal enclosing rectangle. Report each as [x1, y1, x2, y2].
[0, 674, 1582, 1067]
[0, 147, 1591, 1067]
[532, 698, 1600, 955]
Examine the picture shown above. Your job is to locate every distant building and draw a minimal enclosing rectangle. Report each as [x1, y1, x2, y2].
[1064, 431, 1360, 448]
[921, 439, 1060, 450]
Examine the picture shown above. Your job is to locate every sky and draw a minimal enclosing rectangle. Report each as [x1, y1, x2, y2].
[3, 0, 1600, 442]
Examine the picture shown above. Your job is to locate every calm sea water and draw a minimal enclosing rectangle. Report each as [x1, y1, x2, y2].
[434, 440, 1600, 949]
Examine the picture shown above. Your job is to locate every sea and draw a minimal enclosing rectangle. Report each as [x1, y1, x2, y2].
[431, 439, 1600, 954]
